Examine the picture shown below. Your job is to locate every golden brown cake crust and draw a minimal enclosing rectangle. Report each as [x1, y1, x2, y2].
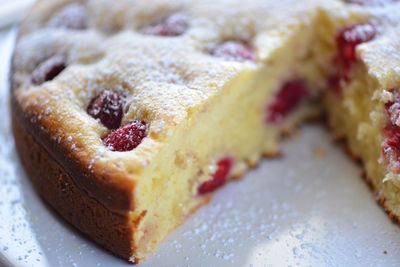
[11, 92, 210, 263]
[11, 93, 137, 213]
[9, 15, 141, 258]
[13, 87, 400, 263]
[12, 108, 140, 262]
[363, 171, 400, 225]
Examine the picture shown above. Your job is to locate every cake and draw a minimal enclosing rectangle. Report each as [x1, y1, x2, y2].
[10, 0, 400, 263]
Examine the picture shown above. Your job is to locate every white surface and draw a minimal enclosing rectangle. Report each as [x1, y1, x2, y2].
[0, 0, 34, 28]
[1, 28, 400, 267]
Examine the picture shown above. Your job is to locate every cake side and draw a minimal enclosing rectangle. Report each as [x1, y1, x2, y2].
[12, 111, 138, 262]
[324, 4, 400, 221]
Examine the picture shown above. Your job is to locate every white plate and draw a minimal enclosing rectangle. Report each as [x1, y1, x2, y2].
[0, 0, 34, 29]
[1, 28, 400, 267]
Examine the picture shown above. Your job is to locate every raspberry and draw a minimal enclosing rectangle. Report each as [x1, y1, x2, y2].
[143, 13, 188, 36]
[327, 73, 343, 96]
[31, 55, 66, 85]
[328, 23, 376, 96]
[385, 127, 400, 149]
[211, 41, 255, 62]
[47, 4, 87, 30]
[87, 90, 125, 130]
[198, 157, 233, 195]
[336, 23, 376, 70]
[382, 91, 400, 171]
[103, 121, 147, 152]
[267, 80, 310, 123]
[382, 123, 400, 169]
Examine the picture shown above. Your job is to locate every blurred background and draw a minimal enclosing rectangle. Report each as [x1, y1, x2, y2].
[0, 0, 34, 29]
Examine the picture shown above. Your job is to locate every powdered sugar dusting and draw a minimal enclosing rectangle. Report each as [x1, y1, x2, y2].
[141, 126, 400, 266]
[12, 0, 400, 169]
[389, 103, 400, 126]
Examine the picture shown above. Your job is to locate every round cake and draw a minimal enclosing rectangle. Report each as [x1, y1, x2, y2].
[10, 0, 400, 263]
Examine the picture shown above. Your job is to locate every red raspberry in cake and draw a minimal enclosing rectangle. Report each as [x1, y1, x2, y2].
[87, 90, 125, 130]
[327, 73, 343, 96]
[47, 3, 88, 30]
[387, 102, 400, 127]
[103, 121, 147, 152]
[267, 80, 310, 123]
[198, 157, 233, 195]
[328, 23, 376, 96]
[211, 41, 255, 62]
[384, 125, 400, 149]
[336, 23, 376, 70]
[382, 123, 400, 171]
[143, 13, 188, 36]
[382, 91, 400, 172]
[31, 55, 66, 85]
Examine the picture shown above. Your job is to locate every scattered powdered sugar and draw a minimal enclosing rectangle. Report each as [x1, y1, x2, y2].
[88, 147, 107, 170]
[0, 30, 49, 266]
[141, 126, 400, 266]
[372, 89, 393, 103]
[44, 107, 52, 116]
[70, 143, 77, 151]
[389, 102, 400, 126]
[394, 66, 400, 76]
[151, 120, 166, 133]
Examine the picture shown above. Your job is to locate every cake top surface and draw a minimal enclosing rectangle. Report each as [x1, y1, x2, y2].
[354, 3, 400, 89]
[11, 0, 400, 186]
[12, 0, 327, 172]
